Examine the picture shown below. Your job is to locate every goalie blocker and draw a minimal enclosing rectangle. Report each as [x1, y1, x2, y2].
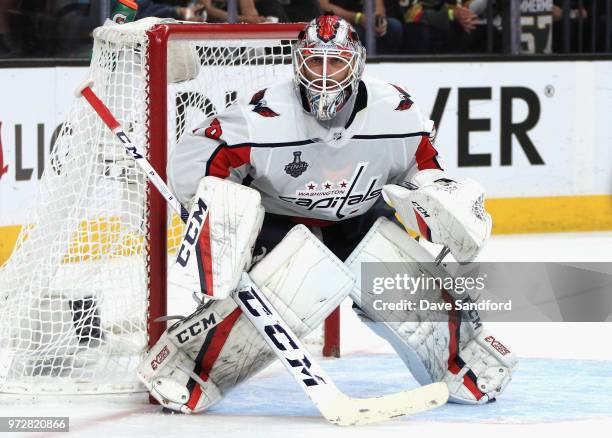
[168, 176, 265, 300]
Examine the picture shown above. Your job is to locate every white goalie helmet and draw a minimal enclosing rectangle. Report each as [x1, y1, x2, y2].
[292, 14, 366, 121]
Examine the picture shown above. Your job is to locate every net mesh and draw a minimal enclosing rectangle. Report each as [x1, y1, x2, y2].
[0, 19, 303, 394]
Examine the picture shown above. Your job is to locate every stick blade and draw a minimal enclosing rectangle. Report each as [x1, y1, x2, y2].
[320, 382, 449, 426]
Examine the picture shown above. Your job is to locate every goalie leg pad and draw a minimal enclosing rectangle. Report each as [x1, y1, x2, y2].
[345, 217, 517, 404]
[443, 329, 516, 404]
[139, 225, 354, 413]
[137, 299, 238, 413]
[353, 306, 433, 386]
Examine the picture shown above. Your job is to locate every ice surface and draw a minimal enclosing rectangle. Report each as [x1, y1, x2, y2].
[2, 354, 611, 437]
[1, 231, 611, 437]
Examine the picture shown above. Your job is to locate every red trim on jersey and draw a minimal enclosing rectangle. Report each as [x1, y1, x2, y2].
[199, 214, 214, 297]
[186, 308, 242, 411]
[208, 146, 251, 179]
[415, 135, 441, 171]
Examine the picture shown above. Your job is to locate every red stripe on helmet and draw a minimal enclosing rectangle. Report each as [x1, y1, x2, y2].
[316, 15, 340, 42]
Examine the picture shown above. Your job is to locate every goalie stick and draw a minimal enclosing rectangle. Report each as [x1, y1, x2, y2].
[77, 80, 449, 426]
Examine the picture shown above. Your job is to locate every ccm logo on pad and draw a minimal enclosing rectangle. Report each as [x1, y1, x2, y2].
[176, 198, 208, 266]
[411, 201, 430, 218]
[176, 313, 217, 344]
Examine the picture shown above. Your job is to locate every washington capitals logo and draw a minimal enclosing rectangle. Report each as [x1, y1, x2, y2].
[284, 151, 309, 178]
[278, 162, 383, 220]
[392, 84, 414, 111]
[0, 122, 8, 180]
[249, 89, 279, 117]
[316, 15, 340, 42]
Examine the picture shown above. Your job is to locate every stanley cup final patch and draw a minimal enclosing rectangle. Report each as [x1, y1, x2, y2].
[285, 151, 309, 178]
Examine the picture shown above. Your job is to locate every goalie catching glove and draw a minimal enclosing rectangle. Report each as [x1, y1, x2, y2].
[383, 169, 492, 263]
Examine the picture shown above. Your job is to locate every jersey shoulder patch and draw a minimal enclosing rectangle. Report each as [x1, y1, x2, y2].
[390, 84, 414, 111]
[249, 88, 280, 117]
[360, 77, 425, 136]
[240, 80, 310, 144]
[362, 77, 415, 112]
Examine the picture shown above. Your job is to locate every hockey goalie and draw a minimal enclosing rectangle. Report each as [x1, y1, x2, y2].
[138, 14, 517, 415]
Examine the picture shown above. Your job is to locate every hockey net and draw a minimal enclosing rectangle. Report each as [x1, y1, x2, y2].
[0, 19, 339, 395]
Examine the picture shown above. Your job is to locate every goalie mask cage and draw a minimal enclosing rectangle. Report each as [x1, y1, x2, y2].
[0, 19, 340, 395]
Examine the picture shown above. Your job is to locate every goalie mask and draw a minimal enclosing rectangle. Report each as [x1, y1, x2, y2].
[293, 15, 366, 121]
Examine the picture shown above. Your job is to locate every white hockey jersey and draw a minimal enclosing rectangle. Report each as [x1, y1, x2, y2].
[168, 76, 443, 224]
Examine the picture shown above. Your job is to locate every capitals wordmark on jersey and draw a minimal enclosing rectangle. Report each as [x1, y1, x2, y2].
[279, 162, 383, 220]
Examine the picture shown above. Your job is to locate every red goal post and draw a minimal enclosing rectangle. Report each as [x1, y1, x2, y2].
[145, 23, 341, 357]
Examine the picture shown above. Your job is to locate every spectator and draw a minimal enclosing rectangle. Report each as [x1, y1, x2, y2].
[552, 1, 588, 24]
[52, 1, 95, 56]
[16, 1, 98, 58]
[202, 0, 264, 23]
[459, 0, 501, 53]
[0, 0, 15, 56]
[252, 0, 323, 23]
[318, 0, 404, 54]
[551, 0, 607, 52]
[277, 0, 321, 22]
[1, 1, 41, 57]
[387, 1, 496, 54]
[136, 1, 206, 21]
[252, 0, 290, 22]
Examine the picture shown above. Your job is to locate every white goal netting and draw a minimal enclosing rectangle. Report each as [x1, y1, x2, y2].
[0, 18, 299, 394]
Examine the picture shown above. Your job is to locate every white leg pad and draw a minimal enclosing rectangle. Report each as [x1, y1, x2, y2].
[345, 217, 517, 404]
[249, 224, 355, 336]
[139, 225, 354, 413]
[137, 299, 238, 413]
